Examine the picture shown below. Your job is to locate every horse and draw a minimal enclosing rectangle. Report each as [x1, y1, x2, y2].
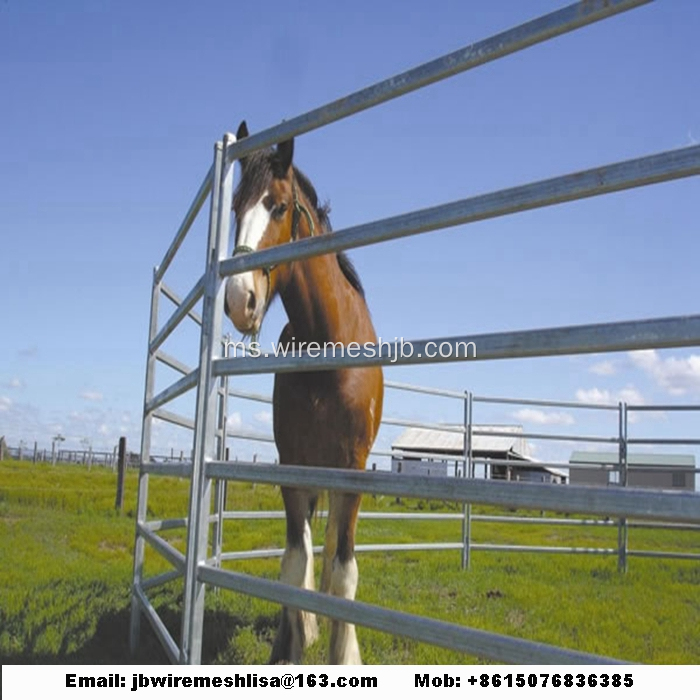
[223, 121, 384, 665]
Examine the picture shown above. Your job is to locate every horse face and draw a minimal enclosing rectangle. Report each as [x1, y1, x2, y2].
[225, 122, 294, 335]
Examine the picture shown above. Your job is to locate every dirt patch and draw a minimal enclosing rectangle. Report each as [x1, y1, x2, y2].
[98, 540, 128, 554]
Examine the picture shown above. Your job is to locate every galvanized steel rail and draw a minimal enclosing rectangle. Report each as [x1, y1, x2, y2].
[198, 565, 625, 665]
[206, 461, 700, 524]
[130, 0, 700, 665]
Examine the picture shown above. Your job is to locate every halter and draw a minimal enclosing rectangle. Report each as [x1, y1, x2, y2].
[231, 179, 315, 342]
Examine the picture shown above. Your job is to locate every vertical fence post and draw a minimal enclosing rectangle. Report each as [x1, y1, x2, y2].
[212, 338, 231, 579]
[617, 401, 629, 573]
[115, 437, 127, 513]
[180, 133, 235, 664]
[129, 267, 161, 656]
[461, 391, 473, 570]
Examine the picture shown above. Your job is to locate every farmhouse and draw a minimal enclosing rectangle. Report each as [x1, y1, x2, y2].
[391, 425, 567, 484]
[569, 451, 696, 491]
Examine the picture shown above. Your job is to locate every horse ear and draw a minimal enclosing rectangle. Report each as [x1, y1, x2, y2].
[236, 120, 249, 140]
[273, 138, 294, 178]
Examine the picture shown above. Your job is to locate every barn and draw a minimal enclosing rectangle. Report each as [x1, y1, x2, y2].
[569, 451, 696, 491]
[391, 425, 567, 483]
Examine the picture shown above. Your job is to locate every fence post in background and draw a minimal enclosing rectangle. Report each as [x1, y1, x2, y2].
[617, 402, 629, 573]
[461, 391, 473, 571]
[33, 441, 38, 463]
[116, 437, 127, 513]
[0, 437, 5, 461]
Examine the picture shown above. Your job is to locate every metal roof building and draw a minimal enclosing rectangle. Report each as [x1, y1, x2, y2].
[569, 451, 696, 491]
[391, 425, 567, 483]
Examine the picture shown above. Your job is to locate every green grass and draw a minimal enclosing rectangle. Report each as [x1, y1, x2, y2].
[1, 460, 699, 664]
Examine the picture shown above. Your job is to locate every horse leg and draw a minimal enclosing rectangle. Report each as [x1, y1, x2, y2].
[320, 492, 338, 595]
[269, 487, 319, 664]
[323, 491, 362, 665]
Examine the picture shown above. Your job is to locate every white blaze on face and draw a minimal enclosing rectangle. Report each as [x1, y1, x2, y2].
[225, 191, 271, 332]
[238, 190, 271, 252]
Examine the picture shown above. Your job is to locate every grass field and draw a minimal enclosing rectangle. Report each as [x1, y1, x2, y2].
[1, 459, 699, 665]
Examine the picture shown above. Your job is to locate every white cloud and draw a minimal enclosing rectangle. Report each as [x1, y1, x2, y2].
[3, 378, 24, 389]
[80, 390, 103, 401]
[589, 361, 616, 376]
[616, 386, 645, 405]
[575, 385, 644, 405]
[512, 408, 574, 426]
[575, 387, 613, 404]
[226, 412, 242, 431]
[254, 410, 273, 426]
[575, 385, 646, 423]
[0, 396, 12, 412]
[629, 349, 700, 396]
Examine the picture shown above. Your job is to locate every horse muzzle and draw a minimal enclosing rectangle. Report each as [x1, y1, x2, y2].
[224, 272, 266, 335]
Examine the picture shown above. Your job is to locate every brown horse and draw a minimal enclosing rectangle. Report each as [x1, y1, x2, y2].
[224, 121, 383, 664]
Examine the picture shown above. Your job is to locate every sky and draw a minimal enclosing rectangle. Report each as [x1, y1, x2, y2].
[1, 0, 700, 477]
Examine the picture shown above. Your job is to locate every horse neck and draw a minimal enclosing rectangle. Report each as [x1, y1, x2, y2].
[279, 204, 362, 345]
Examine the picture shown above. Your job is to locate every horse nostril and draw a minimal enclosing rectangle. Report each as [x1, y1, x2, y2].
[247, 290, 256, 313]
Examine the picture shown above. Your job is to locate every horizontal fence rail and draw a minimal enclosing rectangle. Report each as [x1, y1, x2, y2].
[146, 369, 199, 415]
[133, 585, 180, 664]
[471, 428, 617, 443]
[155, 350, 194, 377]
[155, 175, 213, 284]
[219, 145, 700, 279]
[474, 394, 620, 411]
[161, 283, 203, 326]
[384, 379, 465, 399]
[154, 1, 652, 288]
[214, 314, 700, 375]
[209, 384, 698, 573]
[150, 275, 205, 353]
[131, 0, 700, 666]
[206, 462, 700, 524]
[198, 566, 624, 665]
[219, 0, 651, 167]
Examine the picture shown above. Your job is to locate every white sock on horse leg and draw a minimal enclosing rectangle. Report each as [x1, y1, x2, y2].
[329, 557, 361, 664]
[280, 520, 318, 655]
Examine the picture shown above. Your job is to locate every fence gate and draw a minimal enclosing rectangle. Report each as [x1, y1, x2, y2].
[130, 0, 700, 665]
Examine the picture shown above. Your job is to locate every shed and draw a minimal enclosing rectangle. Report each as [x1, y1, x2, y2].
[391, 425, 567, 483]
[569, 451, 696, 491]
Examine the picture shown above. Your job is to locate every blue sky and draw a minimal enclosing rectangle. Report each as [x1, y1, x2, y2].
[1, 0, 699, 473]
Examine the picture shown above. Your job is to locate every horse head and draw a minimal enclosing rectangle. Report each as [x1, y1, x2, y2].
[225, 120, 310, 336]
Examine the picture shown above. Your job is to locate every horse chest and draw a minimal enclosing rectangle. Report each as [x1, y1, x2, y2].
[273, 373, 366, 466]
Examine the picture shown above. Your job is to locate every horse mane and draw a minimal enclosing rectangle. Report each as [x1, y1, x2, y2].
[233, 150, 366, 299]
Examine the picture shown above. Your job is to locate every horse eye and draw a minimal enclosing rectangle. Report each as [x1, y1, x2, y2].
[272, 202, 288, 220]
